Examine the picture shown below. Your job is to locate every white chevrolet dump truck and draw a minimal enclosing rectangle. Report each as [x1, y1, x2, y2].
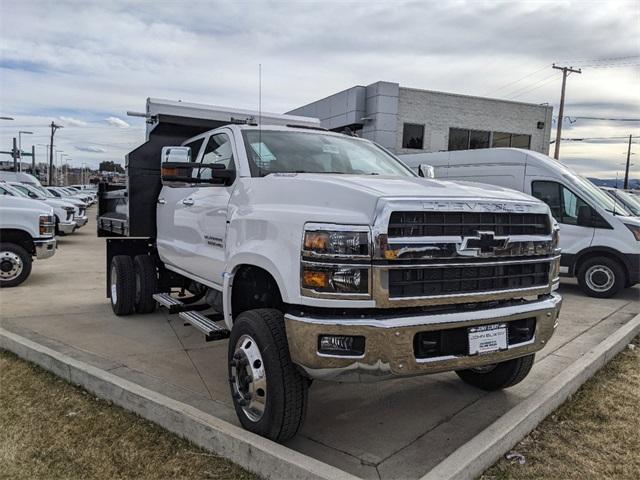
[99, 98, 562, 441]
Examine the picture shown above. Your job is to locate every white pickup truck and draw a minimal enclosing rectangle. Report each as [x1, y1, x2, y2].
[0, 195, 57, 287]
[99, 99, 562, 441]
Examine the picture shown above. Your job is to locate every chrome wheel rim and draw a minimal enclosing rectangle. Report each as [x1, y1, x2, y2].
[110, 264, 118, 305]
[585, 265, 614, 293]
[0, 251, 23, 282]
[230, 334, 267, 422]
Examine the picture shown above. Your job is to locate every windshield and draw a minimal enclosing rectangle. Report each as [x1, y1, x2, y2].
[563, 173, 630, 216]
[11, 183, 45, 199]
[613, 190, 640, 216]
[32, 185, 54, 198]
[241, 130, 415, 177]
[1, 184, 29, 198]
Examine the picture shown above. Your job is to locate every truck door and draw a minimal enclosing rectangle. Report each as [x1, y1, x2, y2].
[177, 132, 237, 286]
[529, 180, 595, 268]
[156, 136, 205, 273]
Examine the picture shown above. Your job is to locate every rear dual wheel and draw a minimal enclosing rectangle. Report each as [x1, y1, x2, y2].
[109, 255, 157, 315]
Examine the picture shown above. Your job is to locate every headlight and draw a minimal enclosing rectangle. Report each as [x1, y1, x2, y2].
[39, 214, 55, 236]
[301, 224, 372, 298]
[301, 265, 369, 295]
[624, 223, 640, 241]
[551, 224, 560, 250]
[302, 225, 370, 259]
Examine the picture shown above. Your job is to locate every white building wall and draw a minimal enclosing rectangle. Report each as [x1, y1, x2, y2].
[396, 87, 553, 155]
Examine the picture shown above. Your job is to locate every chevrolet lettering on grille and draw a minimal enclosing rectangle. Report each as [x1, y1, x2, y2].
[458, 231, 509, 257]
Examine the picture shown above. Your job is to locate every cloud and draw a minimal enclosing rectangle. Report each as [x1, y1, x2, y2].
[0, 0, 637, 177]
[106, 116, 130, 128]
[75, 145, 107, 153]
[59, 116, 87, 127]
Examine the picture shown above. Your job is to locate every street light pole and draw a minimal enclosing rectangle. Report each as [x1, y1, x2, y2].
[48, 122, 63, 185]
[55, 150, 64, 186]
[18, 130, 33, 172]
[624, 134, 633, 190]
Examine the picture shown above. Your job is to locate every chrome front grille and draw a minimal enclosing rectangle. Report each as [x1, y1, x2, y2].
[388, 260, 550, 299]
[388, 211, 550, 238]
[370, 198, 558, 307]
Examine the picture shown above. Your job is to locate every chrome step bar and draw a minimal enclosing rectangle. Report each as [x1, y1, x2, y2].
[153, 293, 182, 308]
[153, 293, 210, 314]
[179, 310, 230, 341]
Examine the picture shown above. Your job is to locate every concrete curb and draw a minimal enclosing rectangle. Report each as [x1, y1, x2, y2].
[421, 312, 640, 480]
[0, 327, 359, 480]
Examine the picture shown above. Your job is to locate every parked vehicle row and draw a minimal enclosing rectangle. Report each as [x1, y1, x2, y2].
[400, 148, 640, 298]
[0, 171, 97, 287]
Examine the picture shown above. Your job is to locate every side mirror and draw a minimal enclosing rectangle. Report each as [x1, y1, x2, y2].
[418, 164, 435, 179]
[161, 146, 190, 164]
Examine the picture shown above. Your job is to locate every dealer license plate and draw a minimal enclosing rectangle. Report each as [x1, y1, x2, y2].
[468, 323, 507, 355]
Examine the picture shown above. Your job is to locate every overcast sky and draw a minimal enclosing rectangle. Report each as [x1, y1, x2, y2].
[1, 0, 638, 178]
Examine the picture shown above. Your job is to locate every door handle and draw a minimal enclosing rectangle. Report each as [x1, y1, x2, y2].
[157, 197, 166, 205]
[182, 198, 194, 206]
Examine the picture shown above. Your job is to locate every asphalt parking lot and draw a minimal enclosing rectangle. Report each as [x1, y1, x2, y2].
[1, 213, 639, 480]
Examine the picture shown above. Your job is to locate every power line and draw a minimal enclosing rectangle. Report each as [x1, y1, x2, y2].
[480, 64, 551, 97]
[507, 73, 560, 99]
[567, 116, 640, 122]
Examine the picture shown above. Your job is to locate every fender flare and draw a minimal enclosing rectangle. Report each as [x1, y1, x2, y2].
[570, 246, 629, 277]
[223, 253, 291, 328]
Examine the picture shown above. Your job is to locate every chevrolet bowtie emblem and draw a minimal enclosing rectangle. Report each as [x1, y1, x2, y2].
[458, 231, 509, 256]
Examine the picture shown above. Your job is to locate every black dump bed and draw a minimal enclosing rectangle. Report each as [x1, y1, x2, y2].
[97, 116, 226, 238]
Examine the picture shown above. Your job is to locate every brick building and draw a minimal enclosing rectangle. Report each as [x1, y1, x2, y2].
[287, 81, 553, 155]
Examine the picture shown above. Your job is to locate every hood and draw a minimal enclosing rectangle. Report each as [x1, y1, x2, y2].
[618, 215, 640, 226]
[0, 195, 53, 214]
[44, 198, 79, 210]
[268, 174, 541, 202]
[237, 173, 546, 226]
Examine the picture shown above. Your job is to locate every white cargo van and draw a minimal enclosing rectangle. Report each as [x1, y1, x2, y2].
[400, 148, 640, 298]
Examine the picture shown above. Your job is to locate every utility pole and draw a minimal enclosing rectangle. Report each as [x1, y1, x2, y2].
[552, 64, 581, 160]
[48, 121, 63, 185]
[11, 138, 18, 171]
[624, 134, 633, 189]
[31, 145, 36, 174]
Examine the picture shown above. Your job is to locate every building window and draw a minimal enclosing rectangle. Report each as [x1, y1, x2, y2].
[448, 128, 469, 151]
[402, 123, 425, 149]
[491, 132, 531, 149]
[469, 130, 490, 149]
[448, 128, 491, 151]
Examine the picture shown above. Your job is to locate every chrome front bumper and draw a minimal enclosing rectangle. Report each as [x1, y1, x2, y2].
[75, 215, 88, 227]
[58, 221, 77, 234]
[285, 293, 562, 382]
[34, 238, 57, 260]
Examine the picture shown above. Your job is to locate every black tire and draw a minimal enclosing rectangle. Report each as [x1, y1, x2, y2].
[110, 255, 135, 316]
[577, 256, 625, 298]
[0, 243, 32, 288]
[133, 255, 158, 314]
[228, 308, 308, 441]
[456, 354, 535, 391]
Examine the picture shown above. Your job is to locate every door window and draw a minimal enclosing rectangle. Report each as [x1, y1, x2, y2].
[197, 133, 235, 181]
[531, 180, 589, 225]
[184, 138, 205, 164]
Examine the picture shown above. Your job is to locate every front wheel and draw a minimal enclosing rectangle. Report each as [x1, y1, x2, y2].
[456, 354, 535, 390]
[0, 243, 32, 288]
[577, 256, 625, 298]
[228, 308, 308, 441]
